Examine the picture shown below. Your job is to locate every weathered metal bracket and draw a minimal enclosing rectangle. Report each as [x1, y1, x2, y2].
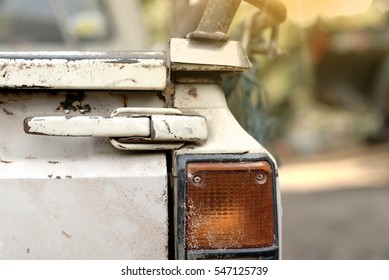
[170, 38, 252, 71]
[170, 38, 251, 82]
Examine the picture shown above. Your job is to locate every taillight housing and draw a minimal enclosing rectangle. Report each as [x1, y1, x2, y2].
[176, 154, 279, 260]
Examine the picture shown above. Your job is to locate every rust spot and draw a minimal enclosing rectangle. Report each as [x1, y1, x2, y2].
[23, 118, 31, 133]
[156, 91, 166, 103]
[61, 230, 71, 239]
[2, 108, 14, 115]
[187, 86, 198, 98]
[57, 91, 86, 112]
[23, 118, 46, 135]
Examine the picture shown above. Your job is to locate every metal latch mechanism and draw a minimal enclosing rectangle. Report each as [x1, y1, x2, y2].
[24, 108, 207, 150]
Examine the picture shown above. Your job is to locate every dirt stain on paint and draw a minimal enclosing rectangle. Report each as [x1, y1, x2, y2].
[61, 231, 71, 239]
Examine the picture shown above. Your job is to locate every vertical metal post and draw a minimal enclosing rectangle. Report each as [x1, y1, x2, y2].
[187, 0, 242, 41]
[187, 0, 287, 41]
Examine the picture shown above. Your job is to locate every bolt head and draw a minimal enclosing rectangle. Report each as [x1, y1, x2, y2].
[256, 173, 267, 185]
[192, 175, 202, 185]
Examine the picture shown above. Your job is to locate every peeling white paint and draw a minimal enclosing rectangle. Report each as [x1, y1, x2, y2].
[25, 116, 151, 137]
[25, 112, 207, 141]
[0, 51, 167, 90]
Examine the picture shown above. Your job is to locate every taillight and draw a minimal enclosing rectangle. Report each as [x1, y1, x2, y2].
[176, 154, 278, 259]
[186, 161, 274, 250]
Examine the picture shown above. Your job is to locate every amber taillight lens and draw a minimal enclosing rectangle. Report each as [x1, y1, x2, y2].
[185, 161, 274, 250]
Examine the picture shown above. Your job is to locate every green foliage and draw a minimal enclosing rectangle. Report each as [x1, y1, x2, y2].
[222, 64, 279, 151]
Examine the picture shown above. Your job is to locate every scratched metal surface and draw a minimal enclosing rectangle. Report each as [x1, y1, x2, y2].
[0, 51, 167, 90]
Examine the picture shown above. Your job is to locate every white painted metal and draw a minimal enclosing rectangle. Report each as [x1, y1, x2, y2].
[24, 116, 151, 137]
[170, 38, 252, 71]
[0, 51, 166, 90]
[151, 115, 207, 141]
[111, 107, 183, 117]
[108, 109, 207, 150]
[172, 83, 281, 259]
[110, 139, 185, 151]
[173, 84, 270, 155]
[0, 91, 168, 259]
[0, 158, 168, 259]
[24, 107, 207, 148]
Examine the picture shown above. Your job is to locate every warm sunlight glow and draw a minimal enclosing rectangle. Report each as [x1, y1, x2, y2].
[283, 0, 373, 25]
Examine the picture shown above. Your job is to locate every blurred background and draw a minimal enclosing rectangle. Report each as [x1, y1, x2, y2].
[1, 0, 388, 259]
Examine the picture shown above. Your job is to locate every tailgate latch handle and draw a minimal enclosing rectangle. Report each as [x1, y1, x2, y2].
[24, 108, 207, 150]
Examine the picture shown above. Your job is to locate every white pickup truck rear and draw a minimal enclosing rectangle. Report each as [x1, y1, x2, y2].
[0, 0, 285, 260]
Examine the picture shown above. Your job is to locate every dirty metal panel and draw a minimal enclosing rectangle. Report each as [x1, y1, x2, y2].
[170, 38, 252, 71]
[0, 90, 168, 259]
[0, 51, 167, 90]
[0, 164, 168, 260]
[172, 83, 272, 156]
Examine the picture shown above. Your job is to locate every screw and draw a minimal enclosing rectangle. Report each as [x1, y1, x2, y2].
[193, 175, 202, 185]
[256, 173, 267, 184]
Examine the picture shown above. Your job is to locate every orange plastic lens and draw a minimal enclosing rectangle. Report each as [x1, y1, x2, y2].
[185, 161, 275, 250]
